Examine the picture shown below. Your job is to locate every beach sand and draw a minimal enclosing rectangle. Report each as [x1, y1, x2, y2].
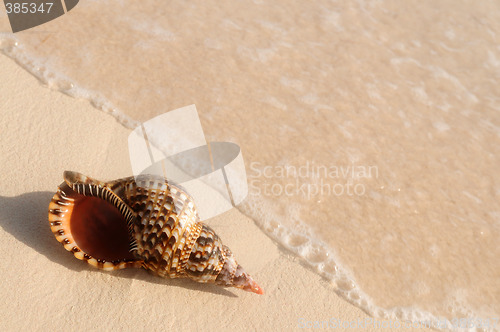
[0, 54, 432, 331]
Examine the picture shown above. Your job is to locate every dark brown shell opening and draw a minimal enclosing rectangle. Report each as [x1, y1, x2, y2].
[70, 193, 135, 262]
[55, 183, 135, 262]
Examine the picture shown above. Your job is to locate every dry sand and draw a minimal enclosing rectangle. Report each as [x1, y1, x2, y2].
[0, 54, 432, 331]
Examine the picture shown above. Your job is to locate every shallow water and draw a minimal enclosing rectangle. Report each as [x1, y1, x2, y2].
[1, 0, 500, 329]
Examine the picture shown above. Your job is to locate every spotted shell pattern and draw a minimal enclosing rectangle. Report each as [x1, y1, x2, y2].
[48, 171, 263, 294]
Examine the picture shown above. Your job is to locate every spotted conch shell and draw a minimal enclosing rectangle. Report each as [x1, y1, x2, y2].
[48, 171, 263, 294]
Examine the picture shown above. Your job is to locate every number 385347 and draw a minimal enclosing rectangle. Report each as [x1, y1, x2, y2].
[5, 2, 54, 14]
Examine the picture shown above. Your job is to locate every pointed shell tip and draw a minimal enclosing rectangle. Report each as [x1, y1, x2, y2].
[245, 277, 264, 295]
[254, 285, 264, 295]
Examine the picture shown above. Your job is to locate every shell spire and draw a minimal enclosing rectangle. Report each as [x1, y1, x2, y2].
[48, 171, 263, 295]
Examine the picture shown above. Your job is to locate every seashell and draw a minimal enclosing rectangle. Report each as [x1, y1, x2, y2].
[48, 171, 263, 294]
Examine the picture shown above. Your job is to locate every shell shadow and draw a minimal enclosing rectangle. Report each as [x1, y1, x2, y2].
[0, 191, 237, 297]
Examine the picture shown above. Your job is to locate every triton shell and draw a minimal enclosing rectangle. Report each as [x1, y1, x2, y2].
[48, 171, 263, 294]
